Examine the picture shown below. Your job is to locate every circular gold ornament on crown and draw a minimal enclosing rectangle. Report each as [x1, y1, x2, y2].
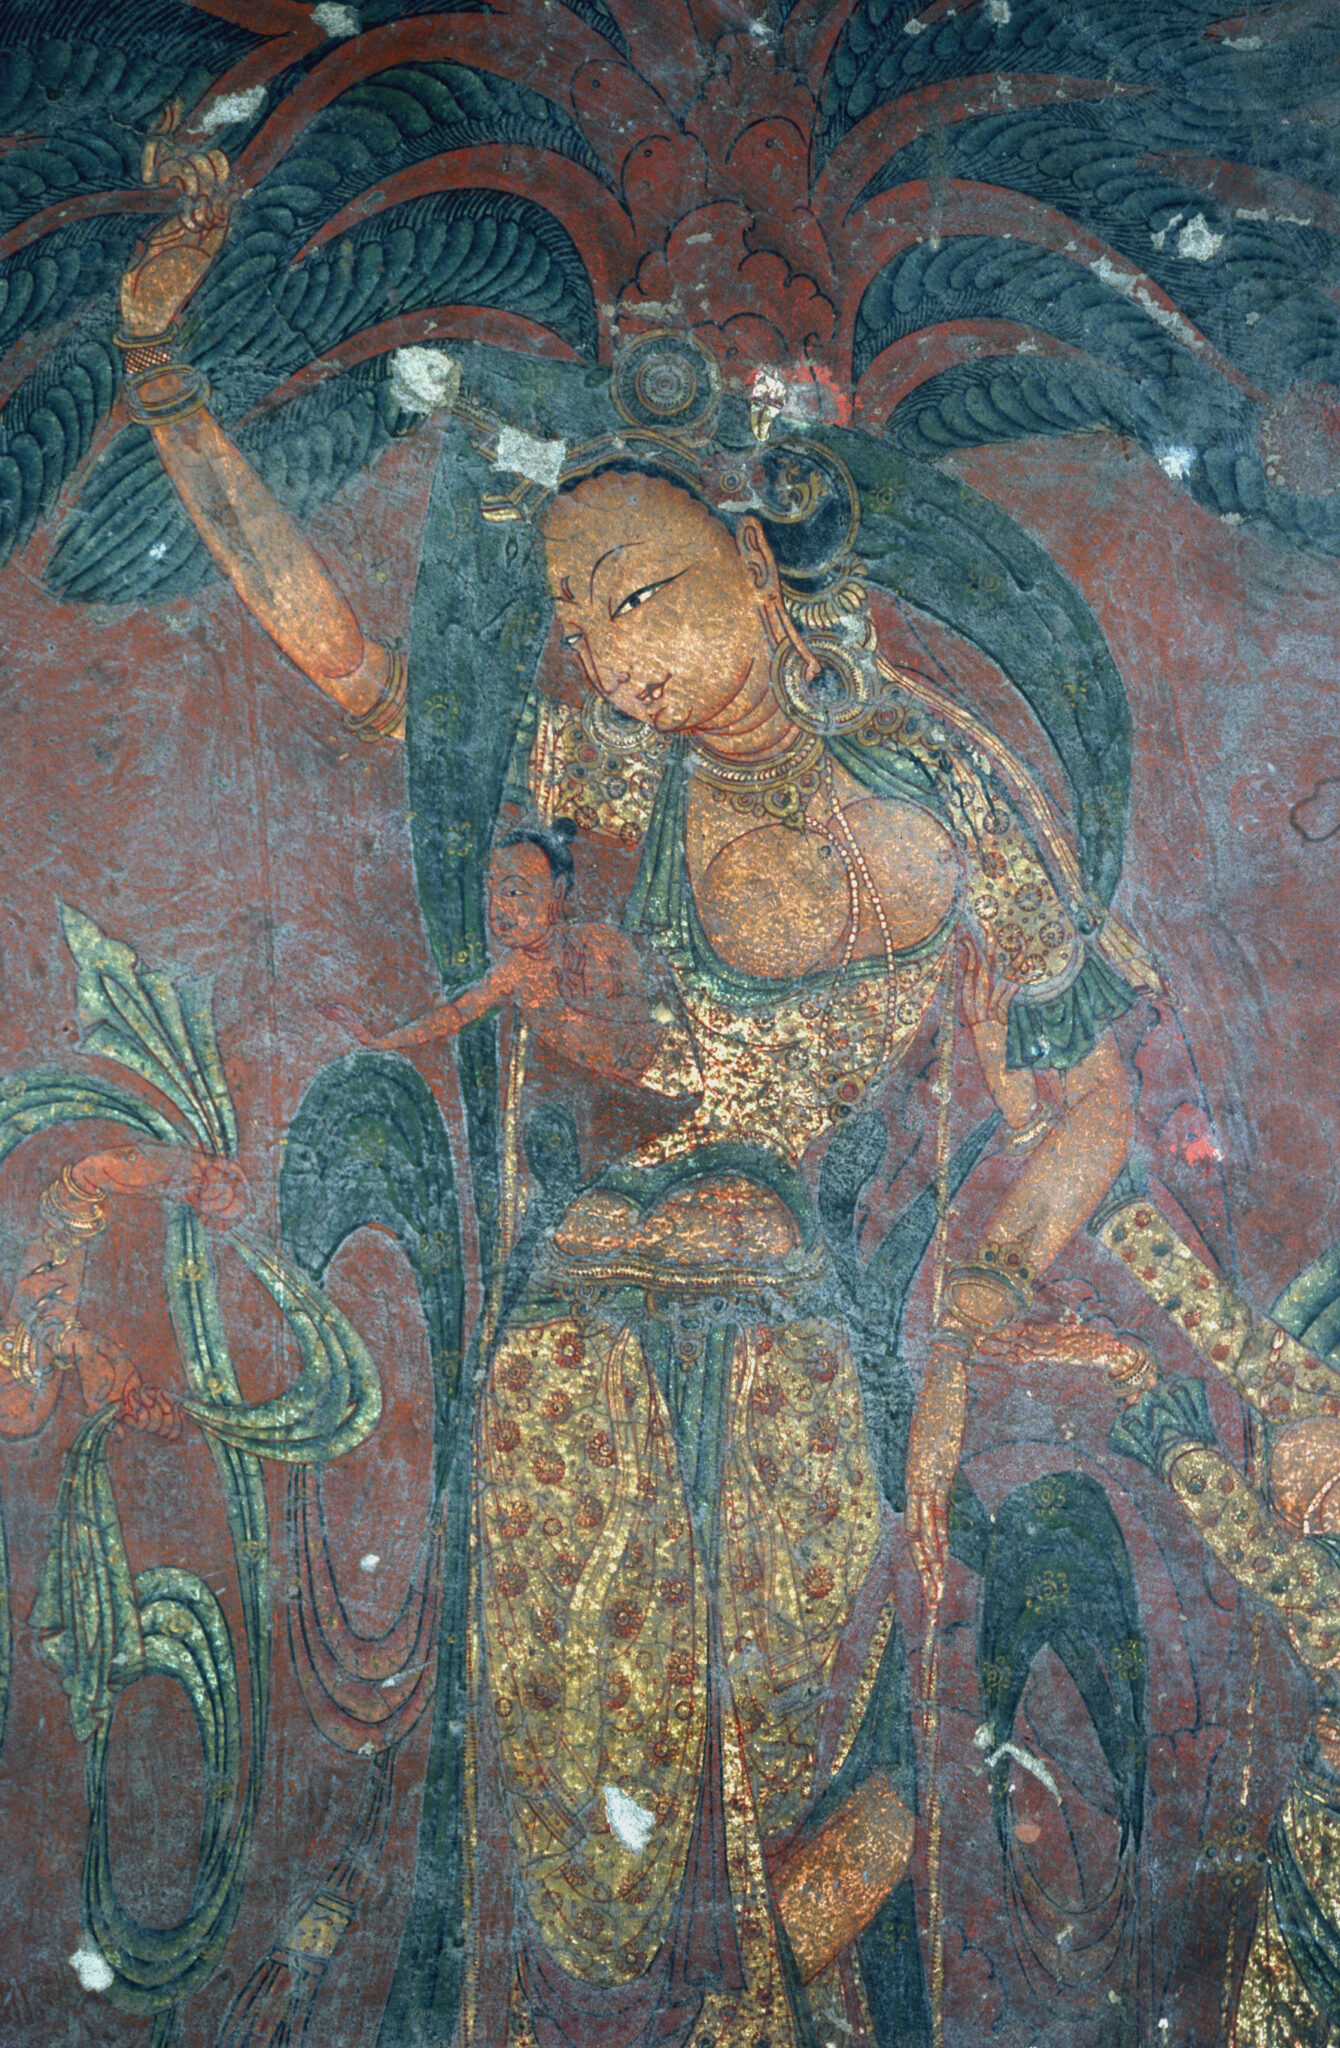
[770, 631, 877, 736]
[610, 332, 721, 440]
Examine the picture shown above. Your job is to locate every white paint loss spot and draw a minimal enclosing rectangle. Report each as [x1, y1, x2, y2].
[904, 15, 926, 31]
[987, 0, 1011, 21]
[359, 1552, 380, 1574]
[148, 541, 168, 561]
[1150, 212, 1181, 253]
[70, 1947, 114, 1993]
[389, 346, 461, 416]
[1224, 33, 1262, 48]
[604, 1784, 655, 1854]
[1088, 254, 1204, 349]
[495, 425, 567, 491]
[1157, 445, 1195, 480]
[313, 3, 360, 34]
[1176, 213, 1225, 262]
[199, 85, 267, 132]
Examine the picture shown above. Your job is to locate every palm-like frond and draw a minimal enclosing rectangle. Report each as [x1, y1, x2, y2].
[4, 0, 1340, 592]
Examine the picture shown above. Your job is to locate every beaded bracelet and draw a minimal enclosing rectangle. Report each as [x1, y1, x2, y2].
[943, 1239, 1035, 1331]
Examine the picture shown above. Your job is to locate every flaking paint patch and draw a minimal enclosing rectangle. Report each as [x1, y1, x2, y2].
[69, 1947, 114, 1993]
[494, 426, 567, 491]
[199, 85, 267, 130]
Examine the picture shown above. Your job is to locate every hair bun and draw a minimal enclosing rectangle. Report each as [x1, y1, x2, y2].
[551, 816, 577, 844]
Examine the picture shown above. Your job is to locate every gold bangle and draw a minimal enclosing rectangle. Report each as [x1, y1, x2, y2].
[1006, 1106, 1056, 1153]
[123, 363, 211, 427]
[344, 649, 408, 744]
[38, 1166, 108, 1240]
[0, 1322, 39, 1387]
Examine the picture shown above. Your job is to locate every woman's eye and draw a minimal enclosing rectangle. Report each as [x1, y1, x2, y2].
[560, 630, 584, 649]
[612, 579, 668, 618]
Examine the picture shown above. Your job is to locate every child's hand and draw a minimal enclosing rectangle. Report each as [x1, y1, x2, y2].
[316, 1001, 383, 1047]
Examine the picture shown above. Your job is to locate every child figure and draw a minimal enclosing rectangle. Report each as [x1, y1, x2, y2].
[321, 819, 698, 1094]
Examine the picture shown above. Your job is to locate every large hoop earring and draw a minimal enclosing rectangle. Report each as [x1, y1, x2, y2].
[580, 691, 667, 760]
[770, 629, 877, 736]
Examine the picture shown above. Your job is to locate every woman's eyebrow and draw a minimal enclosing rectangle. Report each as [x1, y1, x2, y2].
[588, 539, 644, 598]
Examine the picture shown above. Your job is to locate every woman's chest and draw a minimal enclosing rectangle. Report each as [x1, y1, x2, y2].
[684, 774, 959, 979]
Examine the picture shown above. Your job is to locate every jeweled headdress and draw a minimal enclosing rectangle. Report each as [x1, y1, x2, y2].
[459, 331, 868, 631]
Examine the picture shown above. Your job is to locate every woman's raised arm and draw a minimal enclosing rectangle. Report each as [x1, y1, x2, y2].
[116, 123, 404, 733]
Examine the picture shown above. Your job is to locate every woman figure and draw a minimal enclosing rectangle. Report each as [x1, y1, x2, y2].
[115, 162, 1148, 2044]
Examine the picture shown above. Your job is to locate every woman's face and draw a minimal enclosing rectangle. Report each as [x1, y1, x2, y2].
[541, 472, 773, 734]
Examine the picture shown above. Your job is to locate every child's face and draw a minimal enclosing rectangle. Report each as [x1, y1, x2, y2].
[488, 843, 565, 949]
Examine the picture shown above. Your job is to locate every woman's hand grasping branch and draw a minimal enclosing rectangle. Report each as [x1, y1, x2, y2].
[119, 102, 233, 339]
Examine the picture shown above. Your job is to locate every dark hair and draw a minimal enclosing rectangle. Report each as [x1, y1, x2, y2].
[498, 816, 576, 888]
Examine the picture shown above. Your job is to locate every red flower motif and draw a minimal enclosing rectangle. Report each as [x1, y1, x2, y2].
[532, 1451, 566, 1486]
[532, 1607, 562, 1644]
[492, 1416, 522, 1452]
[751, 1378, 786, 1416]
[495, 1499, 534, 1543]
[752, 1453, 781, 1493]
[542, 1390, 573, 1423]
[659, 1575, 690, 1608]
[497, 1355, 533, 1394]
[495, 1562, 528, 1600]
[604, 1672, 632, 1712]
[667, 1651, 696, 1688]
[809, 1484, 841, 1525]
[609, 1598, 646, 1641]
[576, 1494, 605, 1531]
[804, 1564, 835, 1601]
[587, 1430, 617, 1469]
[554, 1334, 586, 1373]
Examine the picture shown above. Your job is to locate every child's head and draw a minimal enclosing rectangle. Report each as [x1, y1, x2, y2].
[488, 818, 576, 949]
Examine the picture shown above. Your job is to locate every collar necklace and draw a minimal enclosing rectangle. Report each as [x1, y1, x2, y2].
[687, 724, 825, 830]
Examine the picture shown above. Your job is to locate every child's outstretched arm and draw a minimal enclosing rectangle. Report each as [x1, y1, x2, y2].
[319, 959, 520, 1052]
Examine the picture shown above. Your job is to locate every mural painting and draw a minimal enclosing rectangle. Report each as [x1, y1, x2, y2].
[3, 2, 1340, 2043]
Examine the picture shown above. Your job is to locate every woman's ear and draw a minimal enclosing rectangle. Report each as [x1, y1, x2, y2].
[736, 515, 779, 594]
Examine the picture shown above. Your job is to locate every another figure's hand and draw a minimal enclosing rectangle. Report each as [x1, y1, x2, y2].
[184, 1154, 249, 1228]
[119, 101, 232, 339]
[315, 1000, 385, 1048]
[905, 1330, 971, 1608]
[68, 1145, 247, 1225]
[118, 1382, 183, 1442]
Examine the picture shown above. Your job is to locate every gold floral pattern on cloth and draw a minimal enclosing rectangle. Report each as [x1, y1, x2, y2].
[480, 1316, 706, 1983]
[853, 686, 1085, 995]
[553, 1174, 807, 1278]
[636, 959, 946, 1169]
[1233, 1782, 1339, 2048]
[1166, 1443, 1340, 1672]
[1098, 1198, 1340, 1426]
[718, 1322, 885, 1835]
[478, 1310, 884, 2002]
[528, 695, 663, 848]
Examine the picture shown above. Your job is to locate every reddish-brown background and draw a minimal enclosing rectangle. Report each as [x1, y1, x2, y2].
[1, 409, 1337, 2042]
